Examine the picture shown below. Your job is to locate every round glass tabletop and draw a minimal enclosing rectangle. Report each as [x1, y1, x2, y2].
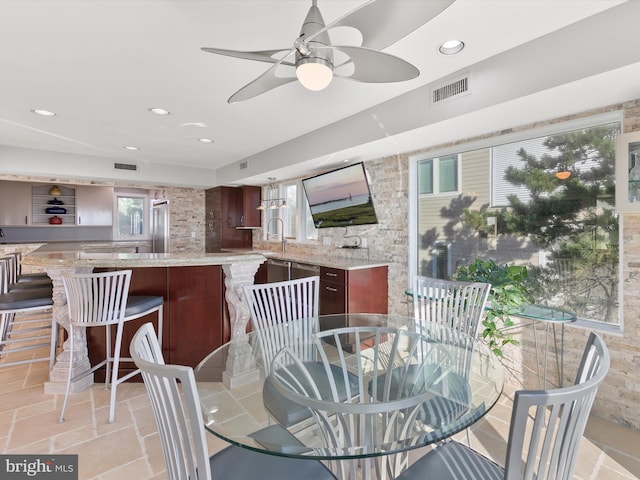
[195, 313, 503, 462]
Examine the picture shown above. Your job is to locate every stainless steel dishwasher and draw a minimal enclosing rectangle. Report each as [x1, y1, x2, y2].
[267, 258, 290, 282]
[290, 261, 320, 279]
[267, 259, 319, 282]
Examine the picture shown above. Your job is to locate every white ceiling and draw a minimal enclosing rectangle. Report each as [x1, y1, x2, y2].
[0, 0, 639, 188]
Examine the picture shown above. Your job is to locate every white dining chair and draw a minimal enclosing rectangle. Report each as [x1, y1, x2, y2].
[243, 276, 358, 428]
[395, 332, 610, 480]
[412, 275, 490, 337]
[373, 276, 490, 437]
[130, 322, 338, 480]
[58, 269, 163, 423]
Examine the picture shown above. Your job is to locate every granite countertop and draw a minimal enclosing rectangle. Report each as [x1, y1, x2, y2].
[223, 249, 389, 271]
[22, 243, 266, 268]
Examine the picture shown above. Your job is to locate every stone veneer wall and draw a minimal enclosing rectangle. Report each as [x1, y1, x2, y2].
[162, 187, 205, 253]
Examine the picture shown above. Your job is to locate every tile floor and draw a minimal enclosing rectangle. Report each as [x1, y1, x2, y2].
[1, 327, 639, 480]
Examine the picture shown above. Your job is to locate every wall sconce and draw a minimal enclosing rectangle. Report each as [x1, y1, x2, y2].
[48, 185, 62, 196]
[555, 170, 571, 180]
[256, 178, 288, 210]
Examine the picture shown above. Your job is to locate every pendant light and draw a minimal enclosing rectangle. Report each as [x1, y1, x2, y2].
[256, 178, 288, 210]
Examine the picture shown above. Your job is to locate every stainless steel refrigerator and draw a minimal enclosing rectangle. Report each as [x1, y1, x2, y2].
[151, 200, 169, 253]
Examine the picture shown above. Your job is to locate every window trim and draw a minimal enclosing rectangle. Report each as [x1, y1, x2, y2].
[417, 154, 461, 197]
[261, 179, 318, 244]
[113, 191, 150, 241]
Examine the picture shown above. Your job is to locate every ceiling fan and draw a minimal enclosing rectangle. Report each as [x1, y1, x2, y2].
[202, 0, 455, 103]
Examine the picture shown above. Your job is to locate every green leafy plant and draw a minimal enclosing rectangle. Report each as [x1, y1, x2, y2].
[455, 258, 530, 357]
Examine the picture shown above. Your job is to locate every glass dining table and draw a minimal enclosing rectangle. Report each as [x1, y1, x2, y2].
[509, 303, 577, 388]
[195, 313, 504, 480]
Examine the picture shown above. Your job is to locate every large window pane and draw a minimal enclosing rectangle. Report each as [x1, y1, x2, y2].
[116, 195, 145, 238]
[264, 183, 296, 241]
[282, 184, 297, 239]
[414, 121, 620, 325]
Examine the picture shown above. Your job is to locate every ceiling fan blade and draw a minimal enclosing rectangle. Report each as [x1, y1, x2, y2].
[311, 0, 455, 50]
[201, 47, 295, 67]
[227, 50, 298, 103]
[331, 45, 419, 83]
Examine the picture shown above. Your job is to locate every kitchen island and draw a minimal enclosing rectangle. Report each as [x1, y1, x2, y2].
[22, 245, 266, 394]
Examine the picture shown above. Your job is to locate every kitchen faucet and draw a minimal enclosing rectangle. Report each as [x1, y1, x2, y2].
[267, 217, 286, 256]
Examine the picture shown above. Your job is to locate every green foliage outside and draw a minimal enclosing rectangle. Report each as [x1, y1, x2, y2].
[117, 197, 144, 236]
[456, 259, 530, 357]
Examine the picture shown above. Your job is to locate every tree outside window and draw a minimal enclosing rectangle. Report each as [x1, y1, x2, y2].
[415, 120, 620, 325]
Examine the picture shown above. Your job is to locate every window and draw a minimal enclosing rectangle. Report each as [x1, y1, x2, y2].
[411, 116, 621, 326]
[418, 154, 459, 195]
[263, 180, 318, 243]
[114, 191, 148, 240]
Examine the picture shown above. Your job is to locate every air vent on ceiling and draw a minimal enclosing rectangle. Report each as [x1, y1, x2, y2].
[431, 74, 470, 104]
[240, 161, 248, 170]
[114, 162, 138, 171]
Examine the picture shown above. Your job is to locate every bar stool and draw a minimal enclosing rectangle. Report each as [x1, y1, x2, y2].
[58, 269, 164, 424]
[0, 260, 56, 369]
[1, 255, 51, 289]
[3, 252, 52, 284]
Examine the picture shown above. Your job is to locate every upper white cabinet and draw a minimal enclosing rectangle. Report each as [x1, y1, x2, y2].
[616, 131, 640, 213]
[76, 185, 114, 226]
[0, 180, 31, 225]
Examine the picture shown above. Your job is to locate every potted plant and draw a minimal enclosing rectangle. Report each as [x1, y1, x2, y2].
[455, 258, 530, 356]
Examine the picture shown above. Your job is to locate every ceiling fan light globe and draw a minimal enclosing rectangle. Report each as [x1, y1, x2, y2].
[296, 58, 333, 91]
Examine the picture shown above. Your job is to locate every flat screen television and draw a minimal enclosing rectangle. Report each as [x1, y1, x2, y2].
[302, 162, 378, 228]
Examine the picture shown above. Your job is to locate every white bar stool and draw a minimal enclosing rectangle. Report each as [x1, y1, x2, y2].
[58, 269, 163, 423]
[0, 259, 55, 369]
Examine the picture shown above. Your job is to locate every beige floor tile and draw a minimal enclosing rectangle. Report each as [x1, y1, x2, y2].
[140, 432, 166, 477]
[600, 450, 640, 479]
[100, 457, 155, 480]
[56, 425, 143, 479]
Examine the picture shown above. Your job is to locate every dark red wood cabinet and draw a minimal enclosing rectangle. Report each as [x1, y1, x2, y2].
[319, 265, 388, 315]
[205, 185, 261, 252]
[87, 265, 227, 380]
[241, 185, 261, 228]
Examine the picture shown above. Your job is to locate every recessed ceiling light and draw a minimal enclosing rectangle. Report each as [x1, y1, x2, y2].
[123, 146, 140, 151]
[198, 138, 214, 143]
[31, 109, 56, 116]
[148, 107, 170, 115]
[439, 40, 465, 55]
